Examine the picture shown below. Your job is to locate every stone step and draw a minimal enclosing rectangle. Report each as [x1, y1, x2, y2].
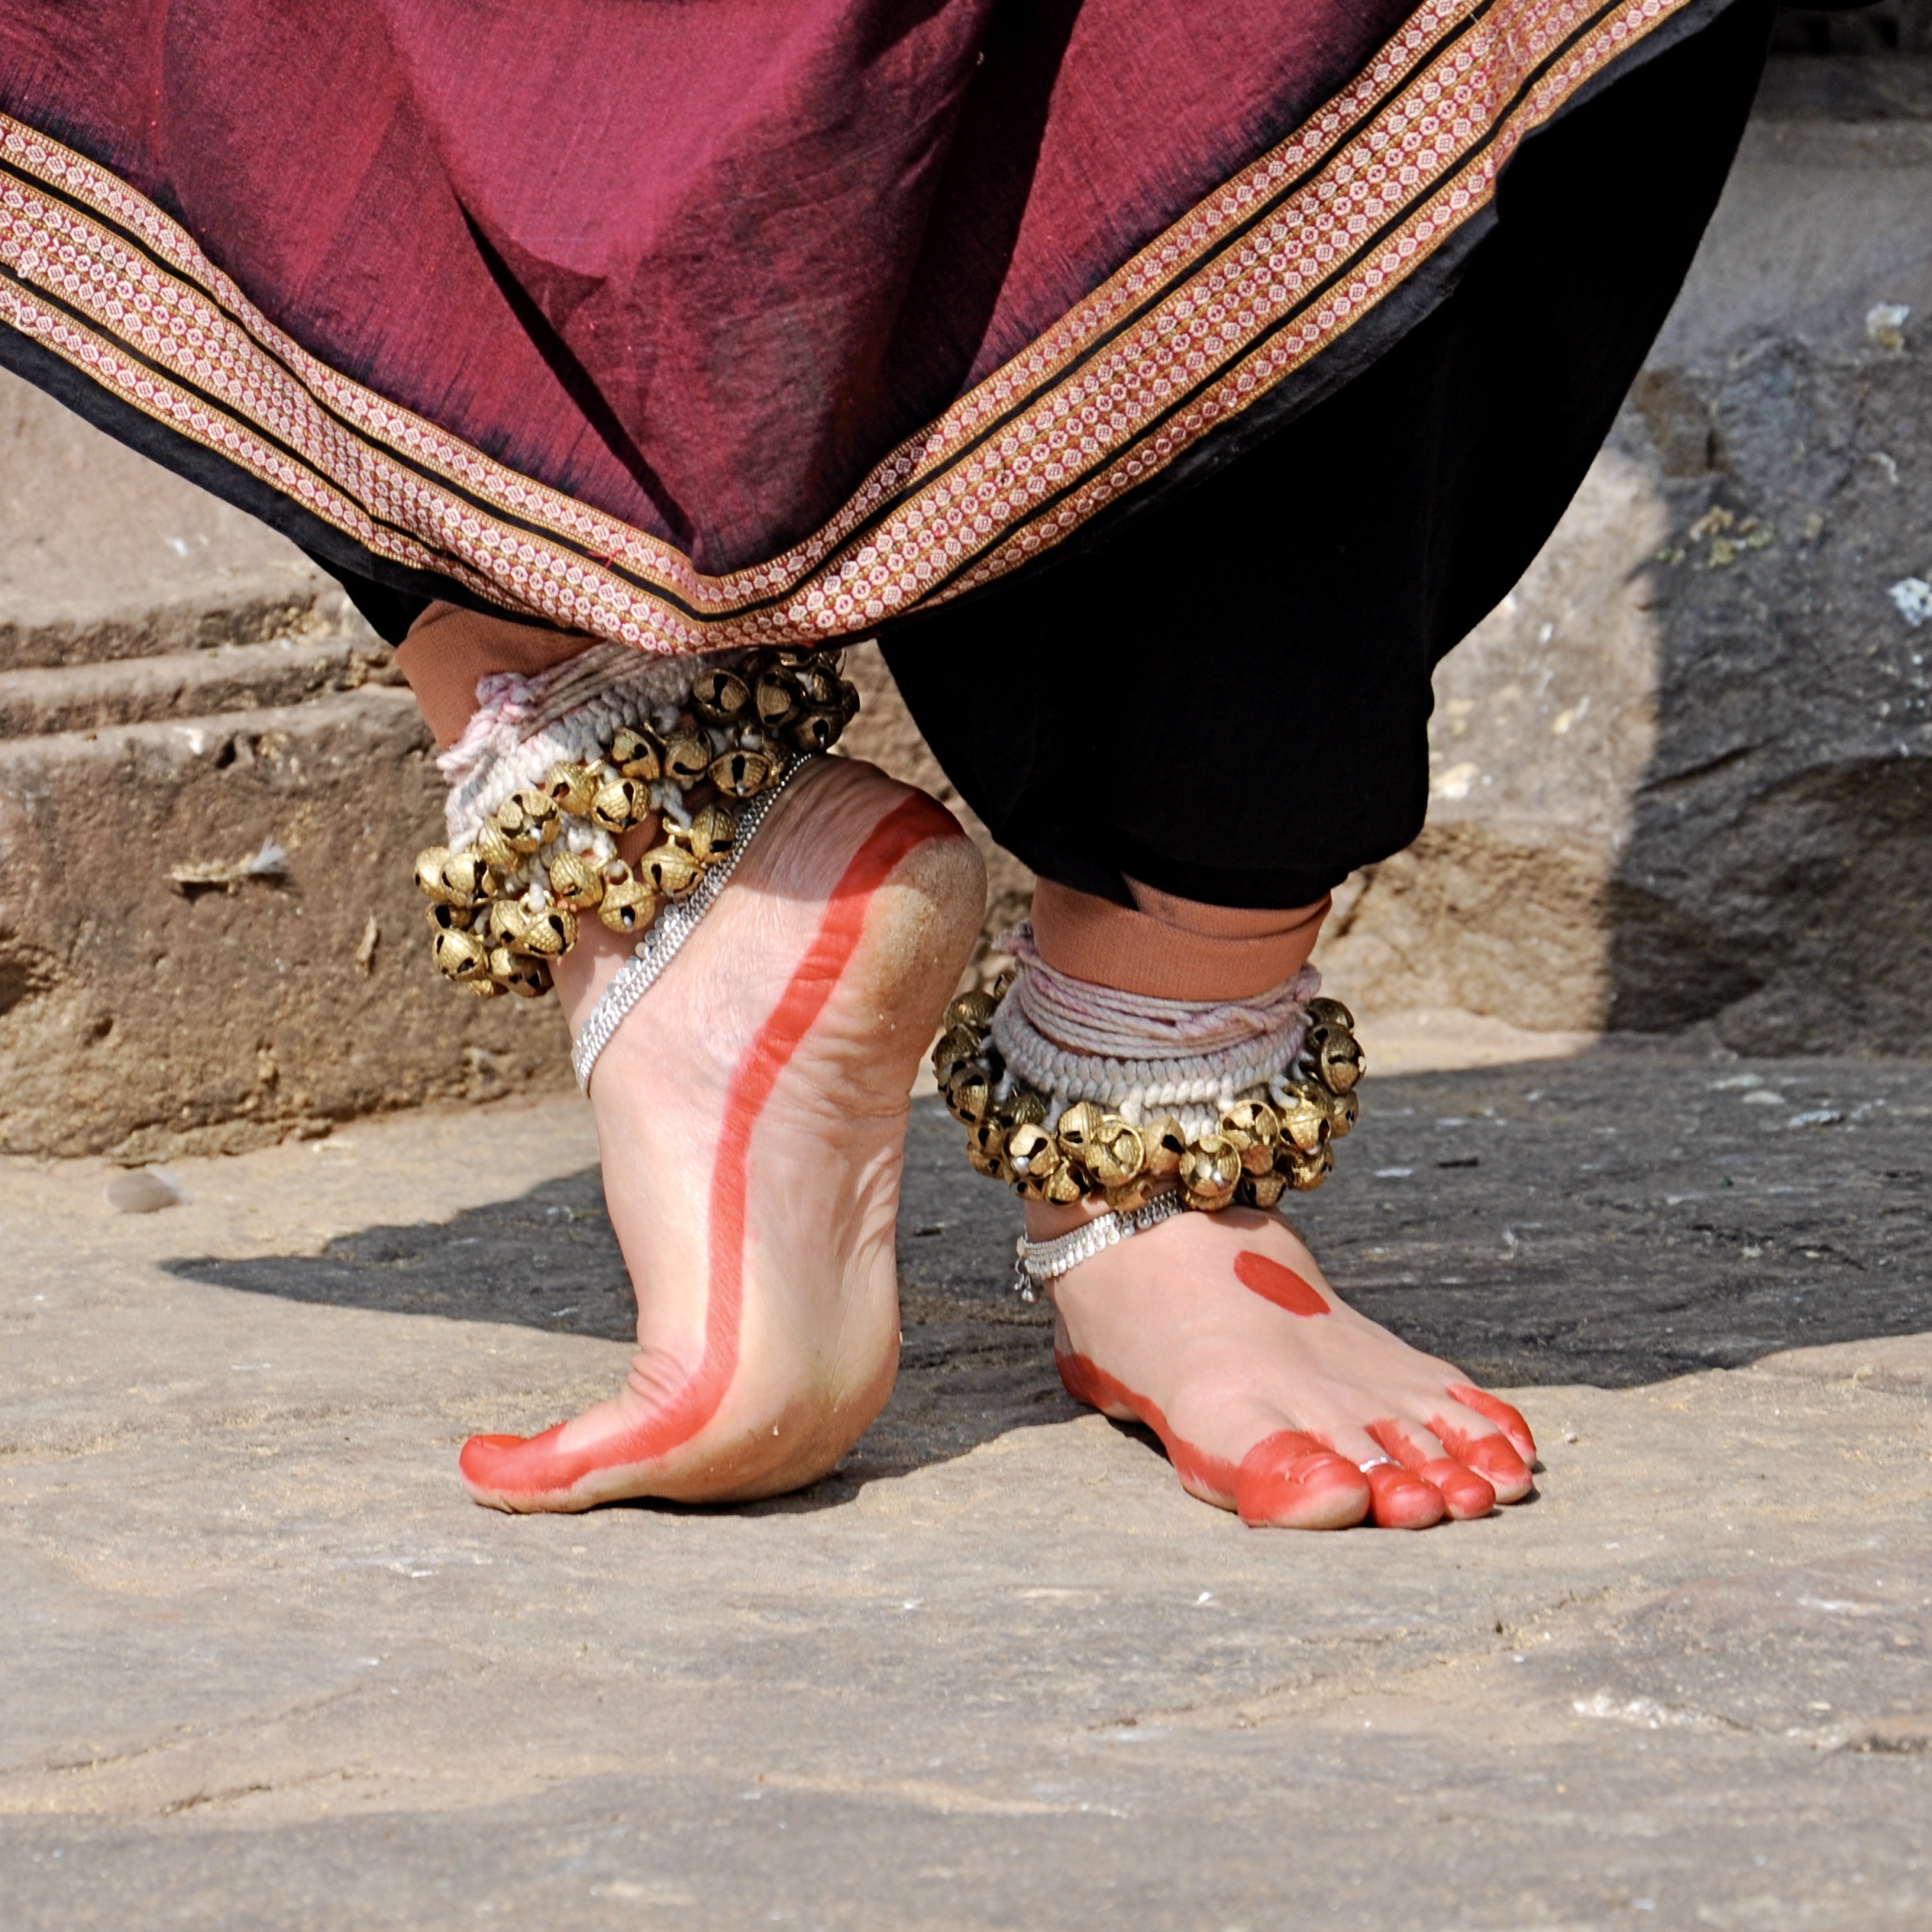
[0, 631, 403, 739]
[2, 367, 333, 668]
[0, 687, 569, 1160]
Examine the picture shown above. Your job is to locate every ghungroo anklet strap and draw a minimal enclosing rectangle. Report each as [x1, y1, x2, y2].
[933, 964, 1363, 1213]
[412, 646, 858, 1003]
[1012, 1189, 1187, 1300]
[569, 754, 816, 1092]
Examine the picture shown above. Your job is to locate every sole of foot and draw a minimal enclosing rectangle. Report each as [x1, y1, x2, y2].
[460, 758, 985, 1512]
[1042, 1202, 1538, 1531]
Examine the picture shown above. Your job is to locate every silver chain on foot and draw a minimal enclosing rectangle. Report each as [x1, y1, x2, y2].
[1011, 1187, 1188, 1300]
[570, 754, 820, 1093]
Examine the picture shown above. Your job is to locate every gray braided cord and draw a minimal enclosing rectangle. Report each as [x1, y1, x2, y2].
[570, 753, 821, 1094]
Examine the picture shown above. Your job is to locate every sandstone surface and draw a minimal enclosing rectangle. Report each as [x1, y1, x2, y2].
[3, 1050, 1927, 1927]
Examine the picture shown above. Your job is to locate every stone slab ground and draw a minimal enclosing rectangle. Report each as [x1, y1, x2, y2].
[4, 1045, 1927, 1929]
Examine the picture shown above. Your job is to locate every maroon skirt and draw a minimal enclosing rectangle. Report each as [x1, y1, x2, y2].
[1, 0, 1734, 656]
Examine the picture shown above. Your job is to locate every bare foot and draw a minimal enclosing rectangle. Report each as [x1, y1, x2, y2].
[1041, 1201, 1537, 1530]
[460, 758, 984, 1510]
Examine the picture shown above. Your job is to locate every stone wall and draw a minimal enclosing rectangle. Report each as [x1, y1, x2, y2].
[1319, 50, 1932, 1055]
[0, 383, 569, 1161]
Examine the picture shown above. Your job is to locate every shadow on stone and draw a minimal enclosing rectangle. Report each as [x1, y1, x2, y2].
[165, 1050, 1932, 1499]
[161, 1103, 1075, 1486]
[1291, 1048, 1932, 1389]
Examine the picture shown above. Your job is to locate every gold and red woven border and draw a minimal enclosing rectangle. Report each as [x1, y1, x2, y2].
[0, 0, 1694, 654]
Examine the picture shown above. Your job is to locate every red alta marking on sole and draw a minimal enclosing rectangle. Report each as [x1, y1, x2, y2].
[1232, 1249, 1329, 1317]
[1055, 1350, 1368, 1530]
[462, 793, 957, 1501]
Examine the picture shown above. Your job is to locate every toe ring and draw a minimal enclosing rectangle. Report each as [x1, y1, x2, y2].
[1357, 1455, 1397, 1472]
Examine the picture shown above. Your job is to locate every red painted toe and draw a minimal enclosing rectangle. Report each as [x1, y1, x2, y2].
[1457, 1431, 1533, 1501]
[1430, 1414, 1534, 1502]
[459, 1424, 569, 1503]
[1364, 1461, 1446, 1530]
[1446, 1384, 1537, 1465]
[1417, 1457, 1496, 1520]
[1235, 1432, 1372, 1530]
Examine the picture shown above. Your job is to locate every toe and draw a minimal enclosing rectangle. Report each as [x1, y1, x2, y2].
[1416, 1457, 1497, 1520]
[1234, 1430, 1371, 1530]
[1366, 1420, 1497, 1520]
[1429, 1409, 1535, 1504]
[1445, 1384, 1538, 1465]
[459, 1425, 569, 1509]
[1362, 1460, 1446, 1530]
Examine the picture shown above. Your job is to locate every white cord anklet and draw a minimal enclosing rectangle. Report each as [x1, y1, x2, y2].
[570, 753, 820, 1093]
[1011, 1189, 1187, 1300]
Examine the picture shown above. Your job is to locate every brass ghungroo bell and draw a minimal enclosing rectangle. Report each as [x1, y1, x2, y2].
[1220, 1099, 1282, 1174]
[441, 850, 493, 903]
[591, 777, 649, 833]
[946, 1066, 992, 1125]
[1180, 1134, 1242, 1210]
[690, 668, 751, 723]
[598, 875, 657, 932]
[754, 671, 803, 730]
[548, 851, 606, 910]
[609, 724, 665, 782]
[663, 733, 713, 785]
[1086, 1116, 1146, 1187]
[494, 787, 560, 853]
[709, 748, 776, 798]
[640, 844, 701, 899]
[415, 846, 457, 903]
[687, 801, 739, 861]
[514, 905, 577, 958]
[432, 926, 489, 982]
[539, 760, 599, 816]
[1054, 1100, 1107, 1166]
[787, 709, 844, 754]
[1141, 1116, 1188, 1179]
[474, 823, 518, 874]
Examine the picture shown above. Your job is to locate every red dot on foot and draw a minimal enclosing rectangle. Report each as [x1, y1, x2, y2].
[1233, 1249, 1329, 1317]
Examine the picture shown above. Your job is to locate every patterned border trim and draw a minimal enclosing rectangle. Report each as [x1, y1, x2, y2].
[0, 0, 1692, 656]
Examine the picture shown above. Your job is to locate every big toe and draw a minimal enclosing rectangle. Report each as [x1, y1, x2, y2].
[1234, 1431, 1372, 1530]
[460, 1426, 566, 1510]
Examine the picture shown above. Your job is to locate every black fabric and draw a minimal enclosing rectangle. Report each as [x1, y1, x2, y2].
[296, 548, 435, 646]
[880, 0, 1779, 909]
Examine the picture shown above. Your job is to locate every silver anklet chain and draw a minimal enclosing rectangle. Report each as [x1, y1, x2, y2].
[1012, 1188, 1187, 1300]
[570, 753, 821, 1093]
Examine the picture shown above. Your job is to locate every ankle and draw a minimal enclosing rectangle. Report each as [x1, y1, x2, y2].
[1031, 878, 1329, 1001]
